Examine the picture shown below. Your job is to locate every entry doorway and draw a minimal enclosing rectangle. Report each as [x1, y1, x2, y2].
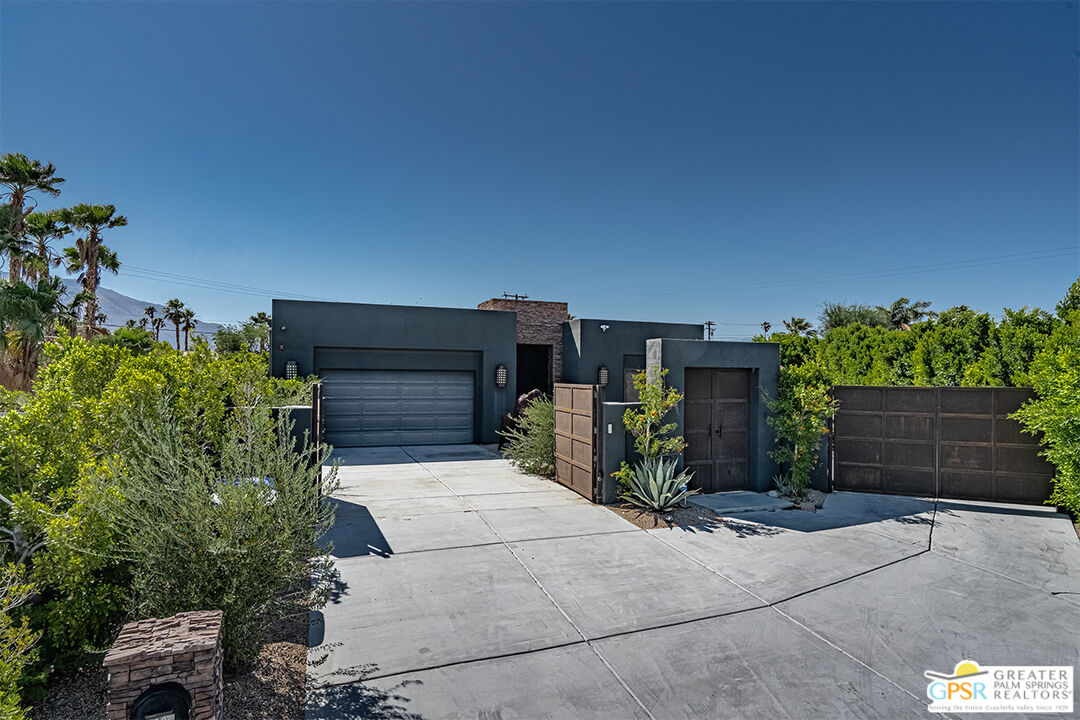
[516, 344, 551, 396]
[684, 368, 751, 492]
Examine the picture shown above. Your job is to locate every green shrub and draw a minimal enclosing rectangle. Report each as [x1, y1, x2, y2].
[1014, 310, 1080, 515]
[99, 400, 337, 667]
[765, 362, 837, 496]
[501, 395, 555, 478]
[0, 335, 314, 676]
[0, 566, 38, 719]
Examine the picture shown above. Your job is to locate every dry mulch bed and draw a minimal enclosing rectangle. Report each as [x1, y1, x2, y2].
[607, 502, 727, 530]
[32, 615, 307, 720]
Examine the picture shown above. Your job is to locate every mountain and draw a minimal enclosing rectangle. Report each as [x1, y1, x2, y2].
[58, 278, 222, 348]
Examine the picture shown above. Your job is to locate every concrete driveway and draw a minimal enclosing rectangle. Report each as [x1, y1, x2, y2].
[308, 445, 1080, 720]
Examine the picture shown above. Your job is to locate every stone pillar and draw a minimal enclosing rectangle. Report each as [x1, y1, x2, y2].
[103, 610, 224, 720]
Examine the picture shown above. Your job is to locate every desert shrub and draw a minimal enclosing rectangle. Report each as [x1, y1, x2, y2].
[501, 395, 555, 478]
[765, 362, 837, 496]
[99, 400, 337, 667]
[1014, 310, 1080, 515]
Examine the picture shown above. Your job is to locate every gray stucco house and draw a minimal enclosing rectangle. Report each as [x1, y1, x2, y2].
[271, 296, 780, 492]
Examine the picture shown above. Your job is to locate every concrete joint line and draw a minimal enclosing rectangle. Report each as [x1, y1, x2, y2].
[931, 546, 1080, 601]
[645, 529, 931, 709]
[399, 447, 657, 720]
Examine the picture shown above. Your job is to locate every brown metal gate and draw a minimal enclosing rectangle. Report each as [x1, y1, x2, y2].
[684, 368, 751, 492]
[832, 386, 1053, 504]
[553, 383, 601, 502]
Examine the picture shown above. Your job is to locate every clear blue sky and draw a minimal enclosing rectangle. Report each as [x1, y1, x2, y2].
[2, 1, 1077, 335]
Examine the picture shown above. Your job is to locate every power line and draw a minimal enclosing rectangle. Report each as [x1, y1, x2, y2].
[585, 246, 1079, 299]
[121, 265, 332, 302]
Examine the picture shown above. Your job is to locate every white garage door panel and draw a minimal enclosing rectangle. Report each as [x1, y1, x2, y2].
[321, 369, 475, 447]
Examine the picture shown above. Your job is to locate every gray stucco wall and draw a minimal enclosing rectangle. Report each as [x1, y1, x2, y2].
[271, 299, 517, 443]
[564, 319, 704, 402]
[646, 339, 780, 492]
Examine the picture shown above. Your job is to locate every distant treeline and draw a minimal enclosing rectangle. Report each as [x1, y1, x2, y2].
[758, 277, 1080, 389]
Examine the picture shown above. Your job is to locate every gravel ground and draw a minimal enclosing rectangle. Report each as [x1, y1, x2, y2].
[30, 666, 107, 720]
[31, 615, 307, 720]
[607, 502, 728, 530]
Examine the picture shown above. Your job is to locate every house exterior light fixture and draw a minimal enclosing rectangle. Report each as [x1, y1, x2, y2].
[597, 366, 609, 386]
[495, 364, 508, 388]
[285, 360, 298, 380]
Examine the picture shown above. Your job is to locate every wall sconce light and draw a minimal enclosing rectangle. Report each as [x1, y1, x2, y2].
[285, 360, 298, 380]
[600, 324, 610, 332]
[597, 365, 609, 386]
[495, 364, 508, 388]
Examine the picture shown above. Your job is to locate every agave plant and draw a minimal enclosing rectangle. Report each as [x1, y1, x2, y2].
[620, 456, 697, 512]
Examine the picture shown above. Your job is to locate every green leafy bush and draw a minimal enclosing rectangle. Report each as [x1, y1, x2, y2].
[501, 395, 555, 478]
[620, 457, 696, 512]
[99, 401, 337, 667]
[0, 566, 38, 719]
[0, 335, 314, 680]
[765, 362, 837, 496]
[1014, 310, 1080, 515]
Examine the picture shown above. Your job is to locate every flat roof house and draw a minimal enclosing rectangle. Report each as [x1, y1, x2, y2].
[271, 297, 780, 492]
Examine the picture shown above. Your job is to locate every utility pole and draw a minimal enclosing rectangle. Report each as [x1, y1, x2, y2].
[502, 292, 529, 301]
[704, 320, 716, 341]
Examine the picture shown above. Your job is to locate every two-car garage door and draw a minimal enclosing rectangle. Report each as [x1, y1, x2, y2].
[321, 369, 475, 447]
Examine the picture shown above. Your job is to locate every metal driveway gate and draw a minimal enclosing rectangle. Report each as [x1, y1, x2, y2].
[553, 383, 601, 502]
[832, 386, 1053, 504]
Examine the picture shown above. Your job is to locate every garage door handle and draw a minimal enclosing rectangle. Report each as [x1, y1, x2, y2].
[715, 424, 722, 437]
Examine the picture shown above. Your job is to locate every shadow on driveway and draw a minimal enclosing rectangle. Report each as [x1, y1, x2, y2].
[307, 655, 424, 720]
[671, 492, 937, 537]
[323, 499, 393, 559]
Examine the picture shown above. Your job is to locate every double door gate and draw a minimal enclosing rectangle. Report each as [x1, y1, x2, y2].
[831, 386, 1053, 504]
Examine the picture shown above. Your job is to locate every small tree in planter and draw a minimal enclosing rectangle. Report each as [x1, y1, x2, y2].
[613, 369, 696, 511]
[764, 362, 837, 497]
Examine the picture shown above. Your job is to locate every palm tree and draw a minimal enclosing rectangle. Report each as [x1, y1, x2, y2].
[180, 308, 197, 352]
[151, 316, 166, 342]
[877, 297, 936, 330]
[60, 204, 126, 338]
[163, 298, 185, 350]
[0, 276, 75, 390]
[783, 317, 813, 336]
[22, 211, 71, 281]
[249, 311, 271, 326]
[760, 321, 772, 335]
[0, 205, 30, 280]
[0, 154, 65, 280]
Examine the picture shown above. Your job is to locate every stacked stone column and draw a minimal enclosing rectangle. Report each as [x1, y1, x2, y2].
[103, 610, 224, 720]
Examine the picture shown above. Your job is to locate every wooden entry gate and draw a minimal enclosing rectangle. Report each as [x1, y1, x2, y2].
[553, 383, 601, 502]
[831, 386, 1053, 504]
